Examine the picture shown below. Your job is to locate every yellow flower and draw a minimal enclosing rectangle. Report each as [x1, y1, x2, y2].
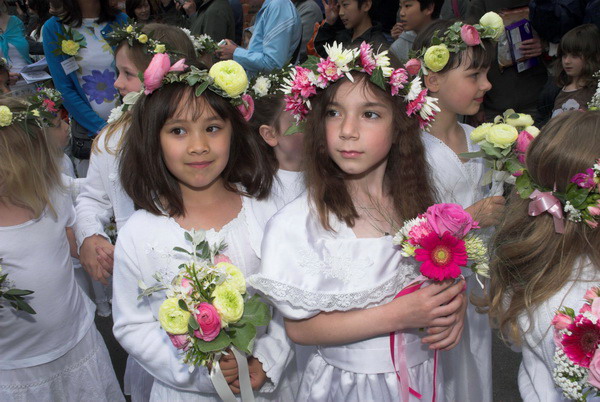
[208, 60, 248, 97]
[61, 40, 80, 56]
[423, 44, 450, 72]
[212, 283, 244, 325]
[137, 34, 148, 44]
[524, 125, 540, 137]
[470, 123, 493, 143]
[401, 243, 417, 257]
[32, 110, 40, 117]
[0, 105, 13, 127]
[154, 44, 166, 53]
[158, 298, 191, 334]
[126, 25, 134, 33]
[479, 12, 504, 40]
[485, 123, 518, 149]
[218, 262, 246, 295]
[505, 113, 534, 129]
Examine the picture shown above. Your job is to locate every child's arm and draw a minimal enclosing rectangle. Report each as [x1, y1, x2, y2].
[285, 279, 466, 349]
[66, 227, 78, 259]
[466, 196, 506, 228]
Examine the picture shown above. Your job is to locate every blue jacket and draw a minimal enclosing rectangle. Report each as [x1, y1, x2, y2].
[42, 13, 128, 136]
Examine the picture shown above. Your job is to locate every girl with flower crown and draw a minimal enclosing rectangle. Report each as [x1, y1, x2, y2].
[0, 97, 123, 401]
[111, 58, 299, 401]
[487, 110, 600, 400]
[248, 42, 467, 401]
[412, 15, 505, 402]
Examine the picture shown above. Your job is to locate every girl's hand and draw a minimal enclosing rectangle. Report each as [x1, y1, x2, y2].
[219, 352, 240, 393]
[422, 289, 468, 350]
[231, 356, 268, 392]
[519, 38, 543, 59]
[80, 234, 114, 284]
[96, 244, 115, 274]
[322, 0, 339, 25]
[466, 196, 505, 228]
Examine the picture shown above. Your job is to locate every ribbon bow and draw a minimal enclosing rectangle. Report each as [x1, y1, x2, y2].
[528, 189, 565, 234]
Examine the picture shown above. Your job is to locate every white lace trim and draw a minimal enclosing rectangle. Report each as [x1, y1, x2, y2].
[296, 246, 371, 284]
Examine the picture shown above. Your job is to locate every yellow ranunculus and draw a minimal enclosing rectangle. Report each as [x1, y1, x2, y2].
[479, 12, 504, 40]
[485, 123, 518, 149]
[158, 298, 191, 334]
[524, 125, 540, 137]
[126, 25, 134, 33]
[505, 113, 534, 129]
[137, 34, 148, 44]
[423, 44, 450, 72]
[154, 44, 166, 53]
[470, 123, 493, 143]
[0, 105, 12, 127]
[208, 60, 248, 97]
[212, 284, 244, 325]
[218, 262, 246, 295]
[61, 40, 80, 56]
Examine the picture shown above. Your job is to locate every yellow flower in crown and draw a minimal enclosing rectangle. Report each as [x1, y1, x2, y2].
[424, 44, 450, 72]
[154, 44, 166, 53]
[208, 60, 248, 98]
[32, 109, 40, 117]
[61, 40, 80, 56]
[137, 34, 148, 44]
[125, 25, 134, 33]
[0, 106, 13, 127]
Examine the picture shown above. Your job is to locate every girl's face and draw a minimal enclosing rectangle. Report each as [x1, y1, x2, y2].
[338, 0, 370, 30]
[135, 0, 151, 21]
[114, 45, 143, 97]
[160, 98, 232, 191]
[428, 53, 491, 116]
[47, 117, 70, 149]
[562, 53, 584, 78]
[274, 110, 304, 171]
[325, 80, 394, 177]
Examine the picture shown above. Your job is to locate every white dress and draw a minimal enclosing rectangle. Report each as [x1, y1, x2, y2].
[518, 259, 600, 401]
[0, 187, 123, 401]
[112, 195, 298, 401]
[248, 195, 442, 401]
[422, 123, 492, 402]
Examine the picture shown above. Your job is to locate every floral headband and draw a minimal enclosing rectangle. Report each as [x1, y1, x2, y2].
[412, 12, 503, 73]
[283, 41, 440, 134]
[180, 28, 219, 56]
[107, 22, 170, 55]
[0, 87, 65, 129]
[248, 67, 292, 99]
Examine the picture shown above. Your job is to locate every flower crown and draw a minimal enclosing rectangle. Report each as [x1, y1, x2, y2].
[283, 41, 440, 133]
[180, 28, 219, 56]
[0, 87, 65, 129]
[107, 22, 170, 55]
[412, 12, 503, 73]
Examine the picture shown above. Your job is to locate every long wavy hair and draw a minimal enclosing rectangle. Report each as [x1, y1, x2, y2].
[554, 24, 600, 89]
[304, 72, 436, 230]
[487, 111, 600, 344]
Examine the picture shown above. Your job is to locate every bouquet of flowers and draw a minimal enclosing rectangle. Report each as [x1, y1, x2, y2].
[461, 109, 540, 196]
[0, 261, 36, 314]
[138, 230, 270, 372]
[551, 286, 600, 400]
[393, 203, 489, 283]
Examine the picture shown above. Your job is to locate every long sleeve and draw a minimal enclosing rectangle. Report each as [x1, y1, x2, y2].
[112, 226, 217, 393]
[42, 18, 107, 135]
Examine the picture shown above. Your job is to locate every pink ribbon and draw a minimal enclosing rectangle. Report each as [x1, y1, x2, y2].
[390, 275, 438, 401]
[528, 189, 565, 234]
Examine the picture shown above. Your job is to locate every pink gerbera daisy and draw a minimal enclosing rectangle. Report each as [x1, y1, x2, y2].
[561, 315, 600, 368]
[414, 232, 467, 281]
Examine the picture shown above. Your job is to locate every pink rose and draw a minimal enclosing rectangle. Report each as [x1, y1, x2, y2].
[586, 287, 600, 301]
[460, 24, 481, 46]
[169, 58, 188, 72]
[571, 169, 596, 189]
[168, 334, 190, 350]
[581, 303, 592, 314]
[515, 130, 534, 155]
[425, 203, 480, 238]
[214, 254, 231, 264]
[589, 350, 600, 389]
[193, 302, 221, 341]
[404, 58, 421, 76]
[237, 94, 254, 121]
[144, 53, 171, 95]
[551, 312, 574, 330]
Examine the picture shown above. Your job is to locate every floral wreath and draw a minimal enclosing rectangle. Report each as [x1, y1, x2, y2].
[180, 28, 219, 56]
[411, 11, 504, 73]
[107, 22, 170, 56]
[283, 41, 440, 134]
[248, 66, 292, 99]
[0, 87, 65, 130]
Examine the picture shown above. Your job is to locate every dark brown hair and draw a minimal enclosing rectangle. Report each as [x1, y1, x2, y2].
[53, 0, 120, 27]
[413, 19, 496, 73]
[126, 0, 156, 21]
[487, 110, 600, 344]
[555, 24, 600, 88]
[120, 83, 272, 217]
[305, 73, 436, 230]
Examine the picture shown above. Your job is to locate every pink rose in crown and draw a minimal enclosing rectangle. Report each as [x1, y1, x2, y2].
[237, 94, 254, 121]
[194, 302, 221, 341]
[571, 169, 597, 189]
[214, 254, 232, 264]
[404, 58, 421, 76]
[169, 59, 188, 72]
[589, 350, 600, 389]
[460, 24, 481, 46]
[552, 312, 574, 331]
[515, 130, 534, 164]
[168, 334, 190, 350]
[425, 203, 479, 238]
[144, 53, 171, 95]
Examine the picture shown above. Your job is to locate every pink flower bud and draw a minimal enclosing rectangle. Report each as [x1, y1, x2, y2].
[237, 94, 254, 121]
[589, 206, 600, 216]
[551, 312, 573, 330]
[168, 334, 190, 350]
[460, 24, 481, 46]
[214, 254, 231, 264]
[404, 58, 422, 76]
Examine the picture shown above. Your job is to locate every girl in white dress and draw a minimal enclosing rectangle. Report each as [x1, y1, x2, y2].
[0, 97, 123, 401]
[112, 61, 298, 401]
[413, 19, 506, 402]
[249, 63, 468, 400]
[488, 110, 600, 401]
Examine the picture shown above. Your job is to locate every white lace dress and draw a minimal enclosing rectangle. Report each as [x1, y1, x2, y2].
[248, 195, 442, 401]
[112, 195, 298, 401]
[422, 123, 492, 402]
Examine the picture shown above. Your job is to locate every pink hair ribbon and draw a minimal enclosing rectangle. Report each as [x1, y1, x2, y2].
[528, 189, 565, 234]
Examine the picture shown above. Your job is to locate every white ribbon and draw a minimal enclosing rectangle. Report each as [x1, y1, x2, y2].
[490, 170, 511, 196]
[210, 347, 256, 402]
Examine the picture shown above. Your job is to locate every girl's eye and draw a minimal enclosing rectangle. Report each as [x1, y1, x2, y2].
[206, 125, 220, 133]
[170, 127, 186, 135]
[364, 111, 380, 119]
[326, 109, 340, 117]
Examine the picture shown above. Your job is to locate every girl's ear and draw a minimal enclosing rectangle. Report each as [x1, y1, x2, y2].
[424, 72, 441, 93]
[259, 124, 279, 147]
